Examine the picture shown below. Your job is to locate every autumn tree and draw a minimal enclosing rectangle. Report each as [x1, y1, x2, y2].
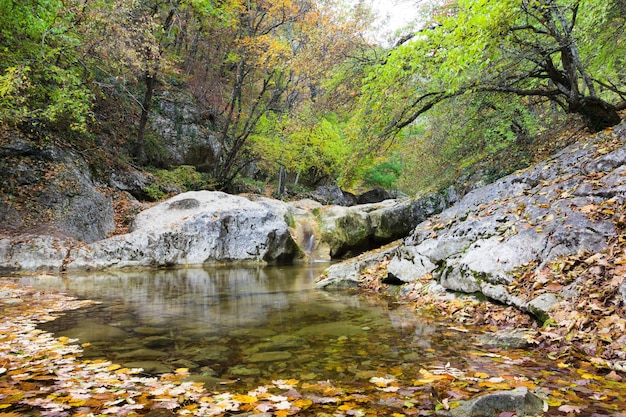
[76, 0, 193, 162]
[246, 0, 380, 192]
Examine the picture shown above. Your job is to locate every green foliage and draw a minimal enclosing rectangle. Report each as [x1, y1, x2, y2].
[143, 165, 211, 200]
[362, 159, 403, 189]
[0, 0, 93, 132]
[142, 183, 167, 201]
[397, 93, 538, 194]
[250, 109, 352, 186]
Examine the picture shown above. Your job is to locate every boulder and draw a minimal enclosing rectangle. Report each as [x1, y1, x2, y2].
[0, 139, 114, 242]
[149, 91, 222, 171]
[383, 127, 625, 319]
[59, 320, 129, 343]
[357, 187, 392, 204]
[317, 192, 450, 258]
[450, 387, 546, 417]
[309, 185, 357, 206]
[0, 235, 72, 272]
[67, 191, 301, 270]
[316, 243, 398, 290]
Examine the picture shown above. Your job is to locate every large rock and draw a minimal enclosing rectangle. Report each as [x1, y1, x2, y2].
[316, 243, 398, 289]
[357, 187, 392, 204]
[0, 138, 114, 242]
[317, 192, 450, 258]
[149, 91, 222, 171]
[384, 122, 626, 318]
[0, 235, 72, 272]
[67, 191, 301, 269]
[309, 185, 357, 206]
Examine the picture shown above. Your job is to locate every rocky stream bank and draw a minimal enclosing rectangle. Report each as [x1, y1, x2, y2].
[318, 120, 626, 374]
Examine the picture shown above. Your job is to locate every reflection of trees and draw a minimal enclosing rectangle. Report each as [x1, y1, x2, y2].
[20, 265, 329, 328]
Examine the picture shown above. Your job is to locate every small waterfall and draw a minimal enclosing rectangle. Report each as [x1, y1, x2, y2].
[305, 233, 316, 260]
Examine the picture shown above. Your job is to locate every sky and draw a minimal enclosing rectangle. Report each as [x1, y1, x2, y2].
[372, 0, 421, 31]
[365, 0, 432, 44]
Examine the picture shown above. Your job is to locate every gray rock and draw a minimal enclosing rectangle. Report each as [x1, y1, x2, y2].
[309, 185, 357, 206]
[316, 243, 397, 289]
[67, 191, 301, 269]
[0, 141, 114, 243]
[385, 127, 625, 310]
[450, 387, 546, 417]
[527, 293, 559, 323]
[0, 236, 71, 272]
[386, 246, 437, 283]
[59, 321, 129, 343]
[247, 351, 292, 362]
[476, 329, 531, 349]
[357, 187, 392, 204]
[150, 91, 222, 171]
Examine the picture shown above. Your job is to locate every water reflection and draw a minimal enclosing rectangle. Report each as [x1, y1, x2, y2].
[18, 266, 525, 388]
[22, 265, 328, 328]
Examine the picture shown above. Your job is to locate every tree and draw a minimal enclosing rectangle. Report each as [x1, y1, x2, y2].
[243, 0, 379, 191]
[356, 0, 625, 148]
[77, 0, 189, 162]
[0, 0, 93, 133]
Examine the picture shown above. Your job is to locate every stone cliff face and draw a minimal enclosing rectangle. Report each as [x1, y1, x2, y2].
[0, 137, 115, 242]
[318, 121, 626, 318]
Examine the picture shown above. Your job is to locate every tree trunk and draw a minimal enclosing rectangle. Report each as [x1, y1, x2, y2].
[136, 73, 156, 164]
[573, 97, 621, 132]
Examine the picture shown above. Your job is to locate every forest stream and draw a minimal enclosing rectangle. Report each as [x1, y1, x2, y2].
[5, 265, 625, 416]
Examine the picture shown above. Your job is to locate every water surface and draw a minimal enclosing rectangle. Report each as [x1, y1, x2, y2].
[18, 265, 626, 414]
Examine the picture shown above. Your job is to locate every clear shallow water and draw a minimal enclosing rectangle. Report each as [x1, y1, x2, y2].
[18, 265, 626, 415]
[20, 266, 535, 382]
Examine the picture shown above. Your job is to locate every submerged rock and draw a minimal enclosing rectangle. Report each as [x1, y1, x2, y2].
[247, 351, 293, 362]
[451, 387, 546, 417]
[116, 348, 168, 361]
[59, 321, 129, 343]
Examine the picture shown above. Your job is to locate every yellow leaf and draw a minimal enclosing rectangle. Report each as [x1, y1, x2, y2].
[68, 399, 86, 407]
[175, 368, 189, 374]
[293, 399, 312, 408]
[57, 336, 70, 344]
[339, 402, 359, 411]
[474, 372, 489, 379]
[107, 364, 121, 371]
[232, 394, 257, 404]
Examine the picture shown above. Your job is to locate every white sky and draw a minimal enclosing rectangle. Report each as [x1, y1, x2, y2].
[372, 0, 420, 30]
[365, 0, 431, 44]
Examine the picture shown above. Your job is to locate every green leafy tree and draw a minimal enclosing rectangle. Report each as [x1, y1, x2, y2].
[354, 0, 626, 154]
[0, 0, 93, 132]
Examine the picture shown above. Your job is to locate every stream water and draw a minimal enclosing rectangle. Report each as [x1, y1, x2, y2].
[17, 265, 626, 415]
